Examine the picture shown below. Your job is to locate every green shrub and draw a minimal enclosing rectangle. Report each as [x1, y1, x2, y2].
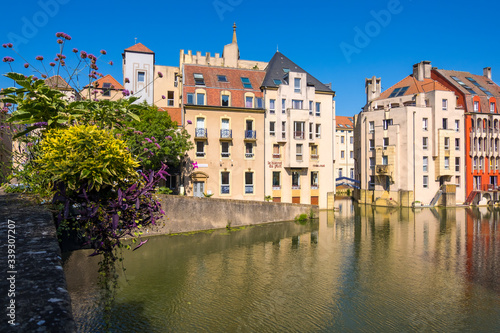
[157, 186, 173, 195]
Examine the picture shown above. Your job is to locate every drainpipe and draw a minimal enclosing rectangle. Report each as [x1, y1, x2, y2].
[364, 115, 367, 205]
[413, 110, 416, 205]
[263, 88, 267, 201]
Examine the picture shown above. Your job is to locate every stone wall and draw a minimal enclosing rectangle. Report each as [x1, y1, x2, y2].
[0, 193, 75, 332]
[147, 195, 318, 234]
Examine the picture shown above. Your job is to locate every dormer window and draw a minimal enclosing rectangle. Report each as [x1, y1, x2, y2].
[241, 77, 252, 89]
[217, 75, 228, 82]
[102, 82, 111, 96]
[194, 73, 205, 86]
[273, 79, 282, 85]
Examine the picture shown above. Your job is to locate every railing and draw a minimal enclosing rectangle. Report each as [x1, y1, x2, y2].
[245, 130, 256, 140]
[272, 153, 281, 159]
[311, 154, 319, 160]
[311, 185, 319, 190]
[483, 184, 499, 191]
[221, 152, 230, 158]
[220, 129, 232, 139]
[245, 185, 254, 194]
[221, 185, 230, 194]
[196, 152, 205, 157]
[245, 153, 254, 158]
[195, 128, 207, 138]
[272, 185, 281, 190]
[293, 131, 304, 139]
[292, 185, 301, 190]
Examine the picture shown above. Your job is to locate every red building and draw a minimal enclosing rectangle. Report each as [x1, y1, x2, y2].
[432, 67, 500, 204]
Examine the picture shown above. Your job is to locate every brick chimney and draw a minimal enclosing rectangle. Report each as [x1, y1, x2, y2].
[483, 67, 492, 80]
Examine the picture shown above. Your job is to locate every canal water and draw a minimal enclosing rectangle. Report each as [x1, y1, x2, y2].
[63, 199, 500, 332]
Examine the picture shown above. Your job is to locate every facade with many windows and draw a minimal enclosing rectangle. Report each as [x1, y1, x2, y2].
[261, 52, 335, 208]
[355, 61, 465, 206]
[335, 116, 355, 180]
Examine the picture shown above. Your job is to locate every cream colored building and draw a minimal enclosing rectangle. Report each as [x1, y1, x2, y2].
[80, 74, 124, 101]
[335, 116, 355, 180]
[261, 52, 336, 208]
[355, 61, 465, 206]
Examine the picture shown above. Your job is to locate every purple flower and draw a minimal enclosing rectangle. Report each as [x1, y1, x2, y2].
[122, 89, 130, 97]
[130, 90, 134, 94]
[158, 71, 163, 78]
[80, 51, 87, 59]
[192, 162, 198, 169]
[41, 74, 47, 78]
[161, 95, 166, 99]
[155, 143, 161, 149]
[33, 122, 48, 127]
[72, 48, 78, 53]
[36, 55, 43, 61]
[49, 62, 56, 67]
[7, 43, 12, 48]
[146, 138, 152, 143]
[54, 57, 59, 62]
[63, 33, 71, 40]
[56, 32, 63, 37]
[125, 77, 130, 83]
[100, 49, 107, 55]
[109, 61, 113, 66]
[2, 56, 14, 62]
[152, 136, 156, 141]
[187, 120, 192, 124]
[144, 148, 149, 152]
[57, 39, 63, 44]
[2, 44, 6, 48]
[1, 107, 8, 113]
[24, 63, 29, 68]
[33, 76, 38, 81]
[165, 135, 172, 141]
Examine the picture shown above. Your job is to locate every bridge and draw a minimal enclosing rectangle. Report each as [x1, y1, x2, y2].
[335, 177, 360, 189]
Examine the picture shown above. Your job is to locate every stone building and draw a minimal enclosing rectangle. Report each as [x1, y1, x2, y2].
[335, 116, 355, 180]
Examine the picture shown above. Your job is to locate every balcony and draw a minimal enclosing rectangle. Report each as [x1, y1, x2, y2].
[273, 185, 281, 190]
[292, 185, 301, 190]
[195, 128, 207, 139]
[220, 129, 232, 140]
[244, 130, 256, 141]
[311, 185, 319, 190]
[294, 131, 305, 140]
[376, 164, 390, 174]
[245, 153, 254, 158]
[221, 152, 230, 158]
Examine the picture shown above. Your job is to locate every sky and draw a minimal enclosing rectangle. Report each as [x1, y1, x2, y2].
[1, 0, 500, 117]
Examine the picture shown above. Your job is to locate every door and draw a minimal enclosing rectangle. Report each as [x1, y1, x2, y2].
[193, 181, 204, 197]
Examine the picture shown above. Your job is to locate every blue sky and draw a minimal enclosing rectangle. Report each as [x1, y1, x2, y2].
[1, 0, 499, 117]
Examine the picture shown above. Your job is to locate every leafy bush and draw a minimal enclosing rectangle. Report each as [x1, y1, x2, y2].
[157, 186, 173, 195]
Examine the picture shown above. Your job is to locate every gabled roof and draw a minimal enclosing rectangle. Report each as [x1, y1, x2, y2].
[84, 74, 124, 90]
[124, 43, 154, 54]
[377, 75, 450, 101]
[433, 69, 500, 98]
[45, 75, 72, 90]
[183, 65, 265, 91]
[262, 51, 333, 93]
[336, 116, 354, 129]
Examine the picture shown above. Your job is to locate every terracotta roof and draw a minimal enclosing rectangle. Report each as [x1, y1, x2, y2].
[45, 75, 72, 90]
[183, 65, 266, 91]
[124, 43, 154, 54]
[336, 116, 354, 129]
[84, 74, 124, 90]
[377, 75, 450, 100]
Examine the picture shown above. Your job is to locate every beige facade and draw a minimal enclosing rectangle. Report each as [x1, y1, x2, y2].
[335, 116, 355, 180]
[355, 61, 465, 206]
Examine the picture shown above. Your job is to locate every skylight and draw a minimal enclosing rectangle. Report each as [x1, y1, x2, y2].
[451, 76, 476, 94]
[283, 68, 290, 73]
[389, 86, 409, 98]
[339, 124, 344, 127]
[217, 75, 228, 82]
[241, 77, 252, 89]
[273, 79, 282, 85]
[194, 73, 205, 86]
[466, 77, 493, 96]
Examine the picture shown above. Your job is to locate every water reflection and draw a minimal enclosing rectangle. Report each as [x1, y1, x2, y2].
[64, 200, 500, 332]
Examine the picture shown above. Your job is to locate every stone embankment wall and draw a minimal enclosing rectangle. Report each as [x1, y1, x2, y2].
[149, 195, 318, 234]
[0, 193, 76, 332]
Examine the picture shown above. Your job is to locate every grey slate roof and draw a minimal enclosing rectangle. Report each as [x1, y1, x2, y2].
[262, 52, 334, 94]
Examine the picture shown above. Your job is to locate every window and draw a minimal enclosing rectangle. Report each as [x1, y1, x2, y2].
[309, 123, 314, 140]
[474, 101, 479, 112]
[423, 137, 428, 150]
[196, 92, 205, 105]
[138, 71, 145, 82]
[273, 79, 282, 85]
[196, 141, 205, 156]
[382, 155, 388, 165]
[311, 171, 319, 189]
[292, 171, 300, 189]
[491, 102, 496, 113]
[256, 98, 263, 108]
[102, 82, 111, 96]
[369, 157, 375, 169]
[294, 121, 305, 139]
[350, 136, 354, 144]
[369, 176, 375, 189]
[383, 137, 389, 149]
[246, 96, 253, 108]
[194, 73, 205, 85]
[456, 176, 460, 187]
[273, 144, 280, 159]
[369, 121, 374, 133]
[221, 142, 230, 158]
[442, 118, 448, 129]
[423, 156, 428, 172]
[315, 102, 321, 116]
[221, 118, 230, 138]
[187, 93, 194, 104]
[294, 78, 301, 93]
[442, 99, 448, 110]
[221, 94, 230, 106]
[455, 157, 460, 172]
[341, 150, 345, 159]
[167, 91, 174, 106]
[341, 136, 344, 144]
[350, 168, 354, 179]
[455, 138, 460, 151]
[309, 101, 313, 115]
[217, 75, 228, 82]
[338, 168, 343, 178]
[221, 172, 230, 194]
[292, 99, 303, 109]
[270, 99, 276, 114]
[311, 145, 318, 159]
[245, 172, 254, 194]
[272, 171, 280, 189]
[444, 156, 450, 169]
[241, 77, 252, 89]
[444, 137, 450, 150]
[195, 118, 206, 138]
[455, 119, 459, 132]
[282, 99, 286, 113]
[270, 121, 275, 136]
[474, 157, 477, 170]
[282, 121, 286, 139]
[383, 119, 393, 130]
[350, 151, 353, 159]
[423, 118, 428, 130]
[423, 176, 428, 188]
[296, 144, 303, 161]
[245, 143, 253, 158]
[369, 139, 374, 150]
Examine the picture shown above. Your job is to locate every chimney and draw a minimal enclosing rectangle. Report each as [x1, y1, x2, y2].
[413, 61, 432, 81]
[484, 67, 492, 80]
[365, 76, 381, 104]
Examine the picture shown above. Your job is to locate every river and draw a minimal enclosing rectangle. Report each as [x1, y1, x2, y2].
[63, 199, 500, 332]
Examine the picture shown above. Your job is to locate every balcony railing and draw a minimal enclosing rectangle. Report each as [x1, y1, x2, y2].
[220, 129, 232, 139]
[376, 165, 390, 174]
[273, 153, 281, 159]
[272, 185, 281, 190]
[221, 185, 230, 194]
[196, 152, 205, 157]
[245, 130, 256, 140]
[245, 185, 254, 194]
[294, 131, 304, 139]
[221, 152, 230, 158]
[245, 153, 254, 158]
[195, 128, 207, 138]
[311, 185, 319, 190]
[311, 154, 319, 160]
[292, 185, 301, 190]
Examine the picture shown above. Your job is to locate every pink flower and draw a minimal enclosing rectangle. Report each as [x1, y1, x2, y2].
[187, 120, 192, 124]
[49, 62, 56, 67]
[2, 56, 14, 62]
[36, 55, 43, 61]
[100, 50, 107, 55]
[165, 135, 173, 141]
[2, 44, 6, 48]
[161, 95, 166, 99]
[158, 72, 163, 78]
[80, 51, 87, 59]
[109, 61, 113, 66]
[125, 77, 130, 83]
[192, 162, 198, 169]
[122, 89, 130, 97]
[56, 32, 63, 37]
[57, 39, 63, 44]
[41, 74, 47, 78]
[155, 143, 161, 149]
[24, 63, 29, 68]
[72, 48, 78, 53]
